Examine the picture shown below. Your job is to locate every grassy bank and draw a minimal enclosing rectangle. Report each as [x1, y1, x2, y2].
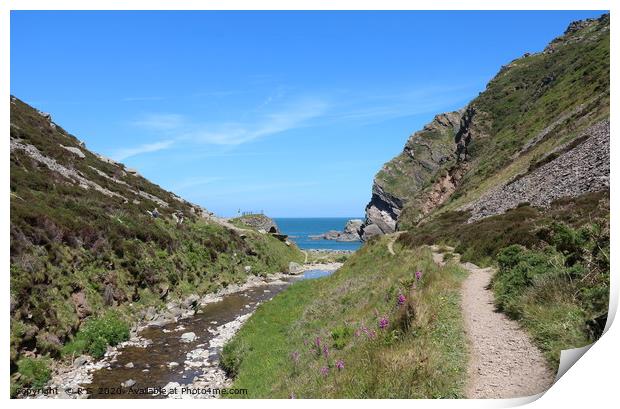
[10, 225, 302, 394]
[221, 237, 468, 398]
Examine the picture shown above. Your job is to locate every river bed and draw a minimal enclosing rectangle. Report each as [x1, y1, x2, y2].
[72, 268, 336, 399]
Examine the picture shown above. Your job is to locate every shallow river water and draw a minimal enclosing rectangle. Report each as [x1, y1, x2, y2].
[85, 269, 333, 399]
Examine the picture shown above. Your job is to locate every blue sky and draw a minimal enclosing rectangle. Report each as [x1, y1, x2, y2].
[10, 10, 606, 217]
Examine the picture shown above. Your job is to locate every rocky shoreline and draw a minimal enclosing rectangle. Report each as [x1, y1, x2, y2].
[310, 219, 363, 242]
[36, 264, 342, 399]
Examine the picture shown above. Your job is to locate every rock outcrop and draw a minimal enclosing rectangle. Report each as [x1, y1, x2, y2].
[232, 214, 280, 233]
[312, 219, 363, 242]
[360, 110, 466, 239]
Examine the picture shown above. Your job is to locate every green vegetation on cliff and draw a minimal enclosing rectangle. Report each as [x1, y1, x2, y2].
[222, 237, 468, 398]
[9, 97, 302, 390]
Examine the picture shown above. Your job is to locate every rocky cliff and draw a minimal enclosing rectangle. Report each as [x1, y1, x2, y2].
[360, 13, 609, 239]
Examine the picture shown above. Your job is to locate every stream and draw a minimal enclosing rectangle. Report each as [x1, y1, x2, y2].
[80, 268, 334, 399]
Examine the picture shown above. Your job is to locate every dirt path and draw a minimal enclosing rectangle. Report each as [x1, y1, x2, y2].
[430, 246, 554, 398]
[386, 231, 406, 255]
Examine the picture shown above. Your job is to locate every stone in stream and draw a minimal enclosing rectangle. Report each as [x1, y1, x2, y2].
[73, 355, 89, 368]
[124, 362, 134, 368]
[180, 332, 197, 343]
[121, 379, 136, 388]
[181, 294, 200, 309]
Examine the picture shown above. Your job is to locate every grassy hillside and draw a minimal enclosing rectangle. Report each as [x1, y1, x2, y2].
[364, 14, 611, 371]
[10, 97, 303, 390]
[222, 237, 468, 398]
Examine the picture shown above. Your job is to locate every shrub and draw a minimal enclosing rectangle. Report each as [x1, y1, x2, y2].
[16, 356, 52, 389]
[493, 245, 561, 318]
[491, 221, 609, 365]
[62, 312, 129, 358]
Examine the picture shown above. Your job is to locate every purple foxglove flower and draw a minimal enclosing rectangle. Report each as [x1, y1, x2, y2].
[336, 359, 345, 370]
[397, 294, 406, 306]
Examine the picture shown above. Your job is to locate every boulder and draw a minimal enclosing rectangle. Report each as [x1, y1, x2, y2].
[181, 294, 200, 309]
[73, 355, 90, 368]
[121, 379, 136, 388]
[180, 332, 197, 343]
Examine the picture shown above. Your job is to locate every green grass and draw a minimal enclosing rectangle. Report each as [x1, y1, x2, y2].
[222, 237, 469, 398]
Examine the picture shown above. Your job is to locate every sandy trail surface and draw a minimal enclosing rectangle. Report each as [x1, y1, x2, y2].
[430, 246, 554, 398]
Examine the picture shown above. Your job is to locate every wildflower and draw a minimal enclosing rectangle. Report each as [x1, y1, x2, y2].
[415, 271, 422, 280]
[336, 359, 345, 370]
[320, 366, 329, 376]
[379, 317, 389, 329]
[291, 351, 300, 363]
[361, 326, 376, 339]
[315, 337, 321, 348]
[397, 294, 406, 306]
[323, 345, 329, 358]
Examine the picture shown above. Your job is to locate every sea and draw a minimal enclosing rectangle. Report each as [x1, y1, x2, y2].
[274, 217, 364, 251]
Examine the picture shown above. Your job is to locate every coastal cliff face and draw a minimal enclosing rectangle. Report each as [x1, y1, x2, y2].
[360, 14, 609, 239]
[361, 111, 462, 239]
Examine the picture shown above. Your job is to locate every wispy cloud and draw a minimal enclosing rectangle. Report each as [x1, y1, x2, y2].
[116, 82, 477, 160]
[119, 97, 327, 159]
[112, 139, 175, 161]
[183, 98, 327, 146]
[132, 113, 185, 131]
